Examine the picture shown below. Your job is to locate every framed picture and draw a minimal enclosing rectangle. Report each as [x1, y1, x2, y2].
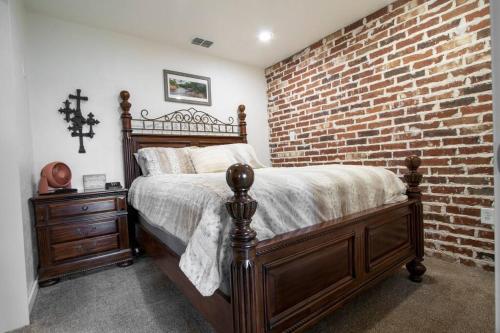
[164, 70, 212, 106]
[83, 174, 106, 191]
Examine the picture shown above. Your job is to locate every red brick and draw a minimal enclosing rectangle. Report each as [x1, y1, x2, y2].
[402, 49, 433, 64]
[442, 1, 479, 21]
[460, 238, 494, 251]
[408, 17, 440, 35]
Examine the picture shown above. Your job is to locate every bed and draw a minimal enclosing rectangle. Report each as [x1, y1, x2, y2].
[119, 90, 426, 333]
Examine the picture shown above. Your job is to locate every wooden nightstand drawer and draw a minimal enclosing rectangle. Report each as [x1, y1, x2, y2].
[47, 196, 126, 220]
[49, 218, 119, 244]
[51, 234, 120, 262]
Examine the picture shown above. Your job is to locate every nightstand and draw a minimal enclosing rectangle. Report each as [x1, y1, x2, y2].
[31, 189, 133, 287]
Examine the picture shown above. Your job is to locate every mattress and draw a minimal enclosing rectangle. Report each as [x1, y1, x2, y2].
[128, 164, 407, 296]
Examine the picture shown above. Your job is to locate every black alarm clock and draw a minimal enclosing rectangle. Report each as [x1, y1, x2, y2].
[105, 182, 123, 190]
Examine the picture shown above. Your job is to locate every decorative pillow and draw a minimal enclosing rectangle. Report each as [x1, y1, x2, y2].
[189, 143, 265, 173]
[137, 147, 196, 176]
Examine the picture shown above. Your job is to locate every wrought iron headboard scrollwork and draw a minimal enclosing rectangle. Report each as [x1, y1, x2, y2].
[131, 107, 239, 136]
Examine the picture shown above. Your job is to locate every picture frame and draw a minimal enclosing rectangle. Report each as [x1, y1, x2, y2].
[83, 174, 106, 191]
[163, 70, 212, 106]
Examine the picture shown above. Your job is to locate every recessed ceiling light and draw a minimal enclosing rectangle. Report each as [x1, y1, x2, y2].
[258, 30, 273, 43]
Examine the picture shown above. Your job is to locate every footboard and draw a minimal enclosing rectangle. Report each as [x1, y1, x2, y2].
[225, 156, 425, 333]
[256, 201, 417, 332]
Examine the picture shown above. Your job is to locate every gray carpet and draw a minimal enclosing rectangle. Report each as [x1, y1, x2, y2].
[13, 256, 493, 333]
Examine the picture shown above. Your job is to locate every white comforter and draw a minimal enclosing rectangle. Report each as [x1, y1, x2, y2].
[128, 165, 407, 296]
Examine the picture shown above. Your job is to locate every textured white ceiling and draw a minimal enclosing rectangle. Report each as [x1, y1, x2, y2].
[24, 0, 393, 68]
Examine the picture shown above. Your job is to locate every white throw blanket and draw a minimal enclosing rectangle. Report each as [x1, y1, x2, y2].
[128, 165, 407, 296]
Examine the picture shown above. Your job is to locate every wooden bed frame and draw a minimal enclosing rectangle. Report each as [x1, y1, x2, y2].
[119, 90, 426, 333]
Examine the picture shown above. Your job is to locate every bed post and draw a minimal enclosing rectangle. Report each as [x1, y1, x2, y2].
[404, 155, 426, 282]
[120, 90, 140, 254]
[120, 90, 135, 189]
[238, 105, 248, 143]
[226, 164, 259, 333]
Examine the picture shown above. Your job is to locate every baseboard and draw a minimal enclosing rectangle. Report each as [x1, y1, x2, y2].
[28, 279, 39, 313]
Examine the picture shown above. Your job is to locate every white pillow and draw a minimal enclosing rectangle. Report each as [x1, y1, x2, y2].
[189, 143, 265, 173]
[137, 147, 196, 176]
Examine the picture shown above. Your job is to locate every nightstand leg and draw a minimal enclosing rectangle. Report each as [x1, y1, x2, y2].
[39, 278, 60, 287]
[117, 260, 133, 267]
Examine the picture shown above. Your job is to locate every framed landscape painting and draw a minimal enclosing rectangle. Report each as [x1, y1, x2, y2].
[164, 70, 212, 106]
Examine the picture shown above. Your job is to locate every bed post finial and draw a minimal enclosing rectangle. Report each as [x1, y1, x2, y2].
[404, 155, 426, 283]
[404, 155, 422, 199]
[226, 163, 259, 333]
[238, 105, 247, 143]
[120, 90, 132, 135]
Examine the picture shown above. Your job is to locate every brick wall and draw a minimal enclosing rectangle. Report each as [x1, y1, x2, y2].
[265, 0, 493, 270]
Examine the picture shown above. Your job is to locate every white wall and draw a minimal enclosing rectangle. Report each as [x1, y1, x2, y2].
[0, 0, 32, 331]
[12, 0, 37, 308]
[26, 12, 270, 190]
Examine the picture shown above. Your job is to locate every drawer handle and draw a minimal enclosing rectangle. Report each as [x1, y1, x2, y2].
[76, 228, 83, 236]
[81, 205, 89, 211]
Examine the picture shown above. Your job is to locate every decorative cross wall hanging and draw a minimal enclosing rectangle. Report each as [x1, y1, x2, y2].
[58, 89, 99, 153]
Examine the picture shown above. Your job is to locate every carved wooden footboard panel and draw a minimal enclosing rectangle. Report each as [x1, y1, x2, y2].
[254, 201, 417, 332]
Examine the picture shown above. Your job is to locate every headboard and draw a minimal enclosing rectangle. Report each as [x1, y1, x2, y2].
[119, 90, 247, 188]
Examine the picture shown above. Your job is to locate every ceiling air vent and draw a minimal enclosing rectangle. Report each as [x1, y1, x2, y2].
[191, 37, 214, 48]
